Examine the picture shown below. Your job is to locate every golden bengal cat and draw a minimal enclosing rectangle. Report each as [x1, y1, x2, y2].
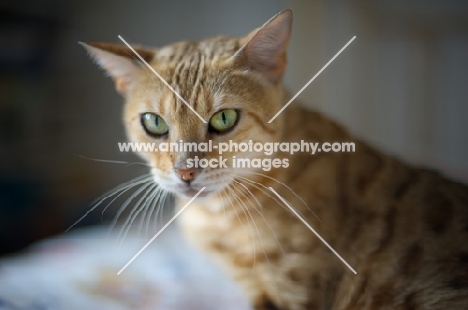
[82, 9, 468, 310]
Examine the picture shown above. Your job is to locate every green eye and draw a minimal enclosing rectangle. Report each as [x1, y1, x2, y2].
[209, 109, 238, 133]
[141, 113, 168, 136]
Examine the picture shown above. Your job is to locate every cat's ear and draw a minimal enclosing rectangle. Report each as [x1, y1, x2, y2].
[80, 42, 155, 95]
[235, 9, 293, 84]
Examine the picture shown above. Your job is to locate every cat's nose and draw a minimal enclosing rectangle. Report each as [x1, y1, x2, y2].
[174, 167, 200, 183]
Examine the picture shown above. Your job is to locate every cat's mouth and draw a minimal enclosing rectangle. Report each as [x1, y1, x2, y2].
[151, 168, 219, 198]
[178, 186, 212, 198]
[176, 183, 213, 198]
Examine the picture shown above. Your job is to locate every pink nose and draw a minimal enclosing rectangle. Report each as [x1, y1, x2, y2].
[175, 167, 199, 183]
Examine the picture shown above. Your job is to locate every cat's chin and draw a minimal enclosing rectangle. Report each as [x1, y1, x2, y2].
[177, 187, 212, 198]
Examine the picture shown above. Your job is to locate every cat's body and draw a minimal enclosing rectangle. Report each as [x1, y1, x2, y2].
[83, 9, 468, 310]
[179, 100, 468, 309]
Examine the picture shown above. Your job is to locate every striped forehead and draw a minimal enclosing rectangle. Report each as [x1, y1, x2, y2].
[157, 37, 241, 65]
[154, 38, 241, 118]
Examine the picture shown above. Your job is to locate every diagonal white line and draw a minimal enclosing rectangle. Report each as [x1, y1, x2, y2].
[117, 187, 206, 275]
[268, 36, 356, 123]
[269, 187, 357, 274]
[118, 35, 207, 123]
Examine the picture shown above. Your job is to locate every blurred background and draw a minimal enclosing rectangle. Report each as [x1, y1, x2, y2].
[1, 0, 467, 255]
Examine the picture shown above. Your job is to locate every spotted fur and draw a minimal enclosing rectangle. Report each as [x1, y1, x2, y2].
[84, 9, 468, 310]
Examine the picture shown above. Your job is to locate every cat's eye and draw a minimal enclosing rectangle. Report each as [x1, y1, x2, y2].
[209, 109, 238, 133]
[141, 112, 168, 137]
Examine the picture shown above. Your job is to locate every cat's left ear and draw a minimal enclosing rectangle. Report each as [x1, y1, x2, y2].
[80, 42, 155, 95]
[235, 9, 293, 84]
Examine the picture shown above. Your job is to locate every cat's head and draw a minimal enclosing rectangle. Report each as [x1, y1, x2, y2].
[83, 9, 292, 198]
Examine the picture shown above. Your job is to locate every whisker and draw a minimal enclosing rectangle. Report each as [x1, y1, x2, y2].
[221, 186, 249, 238]
[73, 153, 129, 164]
[145, 188, 164, 236]
[215, 178, 228, 222]
[155, 191, 170, 229]
[230, 179, 284, 255]
[236, 176, 290, 212]
[65, 173, 152, 232]
[161, 192, 171, 224]
[225, 183, 259, 275]
[230, 182, 273, 261]
[73, 153, 151, 167]
[100, 176, 154, 221]
[230, 180, 283, 295]
[108, 181, 154, 236]
[137, 187, 161, 238]
[117, 183, 158, 245]
[242, 171, 321, 223]
[237, 175, 309, 221]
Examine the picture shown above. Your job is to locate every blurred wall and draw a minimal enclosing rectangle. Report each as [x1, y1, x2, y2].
[316, 1, 468, 182]
[1, 0, 467, 253]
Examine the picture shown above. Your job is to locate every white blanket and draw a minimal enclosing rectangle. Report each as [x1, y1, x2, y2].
[0, 225, 251, 310]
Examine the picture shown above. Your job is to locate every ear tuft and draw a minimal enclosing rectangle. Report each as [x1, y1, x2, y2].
[236, 9, 293, 84]
[80, 42, 155, 95]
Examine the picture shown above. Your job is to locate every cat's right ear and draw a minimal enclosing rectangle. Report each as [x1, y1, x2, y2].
[80, 42, 155, 95]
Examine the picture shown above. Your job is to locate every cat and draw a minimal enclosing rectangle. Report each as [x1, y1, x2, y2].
[82, 9, 468, 310]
